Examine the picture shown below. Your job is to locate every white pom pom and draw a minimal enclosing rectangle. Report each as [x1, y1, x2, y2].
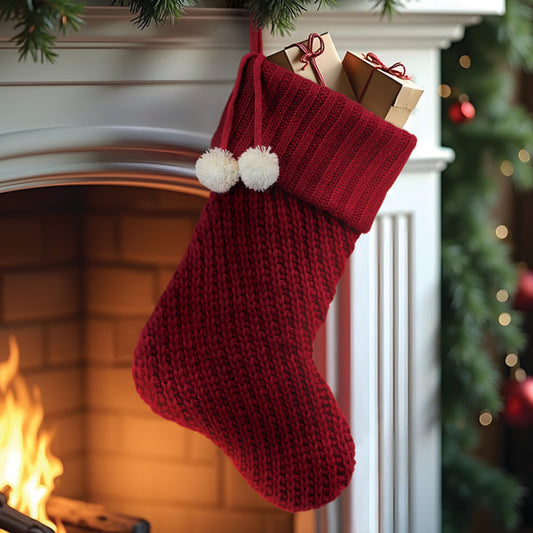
[195, 147, 240, 193]
[238, 146, 279, 192]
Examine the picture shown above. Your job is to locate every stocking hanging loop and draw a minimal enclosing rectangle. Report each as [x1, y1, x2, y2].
[195, 21, 279, 193]
[249, 22, 263, 55]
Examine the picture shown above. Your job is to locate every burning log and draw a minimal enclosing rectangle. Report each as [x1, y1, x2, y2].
[0, 489, 54, 533]
[46, 496, 149, 533]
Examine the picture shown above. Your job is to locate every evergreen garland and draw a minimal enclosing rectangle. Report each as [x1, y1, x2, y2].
[441, 0, 533, 530]
[1, 0, 404, 62]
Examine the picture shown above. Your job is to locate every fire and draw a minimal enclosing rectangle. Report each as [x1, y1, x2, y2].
[0, 336, 65, 533]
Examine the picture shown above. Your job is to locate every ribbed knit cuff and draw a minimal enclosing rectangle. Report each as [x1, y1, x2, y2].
[211, 54, 417, 234]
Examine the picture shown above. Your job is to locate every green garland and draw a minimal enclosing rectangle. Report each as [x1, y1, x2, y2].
[1, 0, 403, 62]
[441, 0, 533, 530]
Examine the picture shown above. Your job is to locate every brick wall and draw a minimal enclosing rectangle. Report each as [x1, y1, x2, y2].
[0, 186, 293, 533]
[0, 187, 85, 500]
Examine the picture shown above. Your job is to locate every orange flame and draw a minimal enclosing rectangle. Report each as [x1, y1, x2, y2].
[0, 336, 65, 533]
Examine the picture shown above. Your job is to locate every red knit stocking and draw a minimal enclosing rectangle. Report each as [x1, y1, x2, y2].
[133, 54, 416, 512]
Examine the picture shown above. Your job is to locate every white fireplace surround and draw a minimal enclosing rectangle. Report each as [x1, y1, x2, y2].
[0, 2, 501, 197]
[0, 126, 209, 196]
[0, 3, 500, 195]
[0, 2, 504, 533]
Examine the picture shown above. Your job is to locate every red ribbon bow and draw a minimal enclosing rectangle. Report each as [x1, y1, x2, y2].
[357, 52, 412, 103]
[294, 33, 326, 87]
[364, 52, 412, 81]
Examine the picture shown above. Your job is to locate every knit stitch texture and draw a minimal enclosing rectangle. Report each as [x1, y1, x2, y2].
[211, 55, 417, 233]
[133, 54, 417, 511]
[134, 184, 358, 510]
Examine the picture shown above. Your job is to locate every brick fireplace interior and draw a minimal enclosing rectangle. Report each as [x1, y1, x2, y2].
[0, 185, 294, 533]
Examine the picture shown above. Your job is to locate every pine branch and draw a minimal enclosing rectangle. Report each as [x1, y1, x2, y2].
[226, 0, 337, 36]
[0, 0, 85, 62]
[113, 0, 198, 30]
[372, 0, 405, 19]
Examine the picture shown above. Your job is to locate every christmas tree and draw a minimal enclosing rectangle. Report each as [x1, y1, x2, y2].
[441, 0, 533, 530]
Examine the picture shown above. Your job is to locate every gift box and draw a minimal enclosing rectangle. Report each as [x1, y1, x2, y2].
[267, 33, 356, 100]
[342, 51, 424, 128]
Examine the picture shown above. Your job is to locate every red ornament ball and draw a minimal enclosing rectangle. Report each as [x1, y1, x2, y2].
[503, 376, 533, 429]
[448, 101, 476, 124]
[514, 269, 533, 311]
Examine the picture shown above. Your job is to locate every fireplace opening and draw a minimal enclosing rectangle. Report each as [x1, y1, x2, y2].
[0, 185, 294, 533]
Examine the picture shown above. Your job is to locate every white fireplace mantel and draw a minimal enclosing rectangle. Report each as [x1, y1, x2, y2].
[0, 3, 502, 533]
[0, 3, 501, 182]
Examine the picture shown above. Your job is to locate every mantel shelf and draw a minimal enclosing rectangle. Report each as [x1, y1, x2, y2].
[0, 6, 493, 50]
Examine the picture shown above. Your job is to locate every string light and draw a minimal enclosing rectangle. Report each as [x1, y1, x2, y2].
[505, 353, 519, 367]
[498, 312, 512, 326]
[496, 289, 509, 303]
[518, 149, 531, 163]
[458, 93, 470, 103]
[438, 84, 452, 98]
[500, 160, 514, 176]
[459, 55, 472, 69]
[495, 225, 509, 239]
[479, 411, 493, 426]
[515, 368, 527, 382]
